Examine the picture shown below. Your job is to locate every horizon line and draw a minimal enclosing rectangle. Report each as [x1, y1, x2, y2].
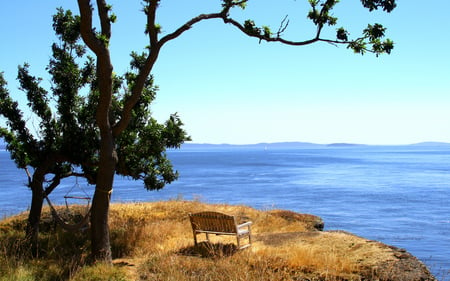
[181, 141, 450, 147]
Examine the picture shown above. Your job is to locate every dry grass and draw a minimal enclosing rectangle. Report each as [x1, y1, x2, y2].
[0, 200, 432, 280]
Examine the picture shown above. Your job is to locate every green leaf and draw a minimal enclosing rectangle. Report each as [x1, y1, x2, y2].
[109, 13, 117, 23]
[361, 0, 396, 13]
[336, 27, 348, 41]
[364, 23, 386, 41]
[262, 26, 271, 38]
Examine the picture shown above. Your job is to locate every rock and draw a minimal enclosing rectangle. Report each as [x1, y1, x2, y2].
[360, 243, 437, 281]
[269, 209, 325, 231]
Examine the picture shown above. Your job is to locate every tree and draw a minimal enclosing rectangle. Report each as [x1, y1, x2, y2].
[0, 9, 97, 254]
[0, 8, 188, 256]
[75, 0, 396, 262]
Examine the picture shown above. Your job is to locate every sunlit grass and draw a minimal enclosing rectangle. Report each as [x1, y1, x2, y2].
[0, 200, 436, 280]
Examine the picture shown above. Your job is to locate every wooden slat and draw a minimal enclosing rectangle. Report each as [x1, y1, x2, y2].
[190, 212, 236, 233]
[189, 211, 252, 249]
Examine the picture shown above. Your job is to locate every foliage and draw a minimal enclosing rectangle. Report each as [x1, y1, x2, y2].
[361, 0, 396, 12]
[0, 8, 189, 193]
[115, 52, 189, 190]
[0, 8, 98, 186]
[217, 0, 397, 55]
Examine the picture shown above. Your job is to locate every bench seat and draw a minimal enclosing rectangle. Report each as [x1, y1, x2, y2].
[189, 211, 252, 249]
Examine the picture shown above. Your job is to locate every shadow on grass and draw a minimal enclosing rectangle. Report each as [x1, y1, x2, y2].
[178, 242, 238, 258]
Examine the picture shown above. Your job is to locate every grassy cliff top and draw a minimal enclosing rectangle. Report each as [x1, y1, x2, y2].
[0, 200, 435, 280]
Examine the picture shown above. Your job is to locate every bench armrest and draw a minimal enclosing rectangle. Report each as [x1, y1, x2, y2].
[237, 221, 252, 228]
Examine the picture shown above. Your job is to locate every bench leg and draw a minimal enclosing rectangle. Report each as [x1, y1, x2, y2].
[237, 233, 252, 250]
[193, 231, 198, 246]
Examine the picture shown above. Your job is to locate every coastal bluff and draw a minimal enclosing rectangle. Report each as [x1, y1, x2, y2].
[0, 201, 436, 280]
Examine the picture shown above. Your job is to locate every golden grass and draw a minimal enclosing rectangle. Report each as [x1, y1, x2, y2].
[0, 200, 412, 280]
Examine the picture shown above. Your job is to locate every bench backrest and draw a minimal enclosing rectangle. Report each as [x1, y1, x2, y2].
[189, 211, 237, 233]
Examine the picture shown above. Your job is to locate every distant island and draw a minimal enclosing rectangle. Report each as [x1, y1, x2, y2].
[326, 143, 366, 147]
[2, 138, 450, 151]
[179, 142, 323, 150]
[409, 141, 450, 147]
[179, 141, 450, 150]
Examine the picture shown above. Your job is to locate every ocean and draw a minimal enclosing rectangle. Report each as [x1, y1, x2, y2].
[1, 144, 449, 279]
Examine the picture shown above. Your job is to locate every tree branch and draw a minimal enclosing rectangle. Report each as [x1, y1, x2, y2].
[114, 7, 232, 136]
[146, 0, 159, 46]
[276, 15, 289, 38]
[113, 1, 322, 136]
[79, 0, 114, 135]
[223, 16, 385, 54]
[223, 17, 320, 46]
[113, 0, 391, 136]
[114, 4, 228, 136]
[44, 171, 90, 197]
[96, 0, 111, 40]
[158, 0, 249, 46]
[77, 0, 103, 55]
[113, 50, 159, 136]
[113, 0, 162, 136]
[44, 175, 61, 197]
[159, 12, 226, 47]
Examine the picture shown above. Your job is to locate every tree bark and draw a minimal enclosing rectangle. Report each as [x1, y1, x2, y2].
[77, 0, 116, 263]
[26, 179, 44, 257]
[90, 167, 114, 262]
[90, 56, 115, 262]
[90, 78, 116, 262]
[90, 121, 116, 262]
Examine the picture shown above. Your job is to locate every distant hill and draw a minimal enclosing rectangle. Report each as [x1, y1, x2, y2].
[180, 142, 324, 150]
[327, 143, 365, 147]
[409, 142, 450, 147]
[255, 142, 324, 149]
[180, 141, 450, 150]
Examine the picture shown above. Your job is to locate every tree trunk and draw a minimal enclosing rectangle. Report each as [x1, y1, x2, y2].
[26, 180, 44, 257]
[77, 0, 119, 263]
[90, 135, 116, 263]
[90, 187, 112, 262]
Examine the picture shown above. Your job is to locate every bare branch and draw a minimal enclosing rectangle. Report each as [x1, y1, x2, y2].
[159, 12, 225, 47]
[25, 167, 32, 186]
[158, 0, 249, 47]
[44, 175, 61, 196]
[43, 171, 90, 197]
[277, 15, 289, 38]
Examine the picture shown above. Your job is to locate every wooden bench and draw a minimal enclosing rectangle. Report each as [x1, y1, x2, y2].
[189, 211, 252, 249]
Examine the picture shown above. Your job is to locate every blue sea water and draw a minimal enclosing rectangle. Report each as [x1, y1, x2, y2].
[1, 145, 449, 279]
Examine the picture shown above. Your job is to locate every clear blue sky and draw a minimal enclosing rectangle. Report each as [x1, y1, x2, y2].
[1, 1, 449, 145]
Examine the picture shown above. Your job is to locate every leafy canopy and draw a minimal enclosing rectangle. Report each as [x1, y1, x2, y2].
[0, 8, 189, 192]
